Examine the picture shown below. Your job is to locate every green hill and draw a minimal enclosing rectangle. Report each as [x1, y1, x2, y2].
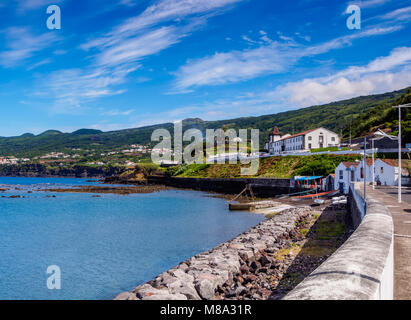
[0, 87, 409, 157]
[344, 87, 411, 142]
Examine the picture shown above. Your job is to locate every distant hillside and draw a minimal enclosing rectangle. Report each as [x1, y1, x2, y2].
[344, 87, 411, 143]
[0, 87, 409, 157]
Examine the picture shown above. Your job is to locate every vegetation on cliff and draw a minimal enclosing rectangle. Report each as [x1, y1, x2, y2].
[345, 87, 411, 142]
[0, 163, 126, 177]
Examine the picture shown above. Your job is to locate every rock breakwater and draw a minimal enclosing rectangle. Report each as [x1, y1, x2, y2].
[115, 206, 318, 300]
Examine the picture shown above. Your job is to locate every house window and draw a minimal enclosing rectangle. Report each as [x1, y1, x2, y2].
[339, 170, 343, 180]
[308, 143, 312, 149]
[331, 137, 335, 142]
[381, 167, 384, 174]
[361, 168, 364, 179]
[308, 136, 312, 141]
[351, 170, 354, 181]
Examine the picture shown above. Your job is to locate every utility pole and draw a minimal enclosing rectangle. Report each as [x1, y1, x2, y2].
[392, 103, 411, 204]
[372, 138, 375, 190]
[399, 106, 402, 203]
[349, 118, 352, 148]
[363, 136, 367, 213]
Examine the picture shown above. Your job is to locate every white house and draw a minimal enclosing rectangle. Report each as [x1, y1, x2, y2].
[335, 161, 359, 194]
[267, 127, 340, 154]
[334, 159, 409, 194]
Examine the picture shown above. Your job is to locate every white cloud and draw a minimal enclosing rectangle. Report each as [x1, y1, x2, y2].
[108, 0, 243, 36]
[82, 0, 244, 53]
[26, 58, 52, 71]
[380, 6, 411, 21]
[81, 0, 246, 68]
[14, 0, 63, 12]
[347, 0, 391, 9]
[173, 43, 299, 90]
[101, 109, 135, 116]
[273, 47, 411, 107]
[173, 26, 401, 91]
[44, 0, 245, 111]
[35, 65, 137, 114]
[0, 27, 59, 68]
[95, 26, 183, 67]
[160, 47, 411, 121]
[242, 35, 259, 44]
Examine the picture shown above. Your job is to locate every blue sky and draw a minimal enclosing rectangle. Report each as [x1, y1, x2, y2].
[0, 0, 410, 137]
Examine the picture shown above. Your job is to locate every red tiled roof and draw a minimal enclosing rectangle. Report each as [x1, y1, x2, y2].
[342, 161, 360, 168]
[365, 158, 374, 166]
[276, 128, 319, 142]
[381, 159, 397, 167]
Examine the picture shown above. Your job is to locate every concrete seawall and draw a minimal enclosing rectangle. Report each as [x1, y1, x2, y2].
[284, 182, 394, 300]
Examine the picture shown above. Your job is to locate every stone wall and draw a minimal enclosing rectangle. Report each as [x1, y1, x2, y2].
[148, 177, 299, 198]
[284, 182, 394, 300]
[346, 183, 366, 231]
[114, 207, 311, 300]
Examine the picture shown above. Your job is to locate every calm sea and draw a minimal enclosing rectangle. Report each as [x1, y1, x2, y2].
[0, 177, 263, 300]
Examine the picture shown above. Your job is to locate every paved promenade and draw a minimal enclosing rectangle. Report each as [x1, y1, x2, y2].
[367, 186, 411, 300]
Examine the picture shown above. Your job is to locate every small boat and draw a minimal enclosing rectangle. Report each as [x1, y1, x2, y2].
[314, 199, 325, 205]
[229, 203, 256, 211]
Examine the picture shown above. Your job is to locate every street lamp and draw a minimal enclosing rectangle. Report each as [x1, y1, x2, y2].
[368, 135, 383, 190]
[392, 104, 411, 203]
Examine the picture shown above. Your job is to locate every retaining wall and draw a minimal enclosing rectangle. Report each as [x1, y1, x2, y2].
[284, 182, 394, 300]
[148, 177, 299, 198]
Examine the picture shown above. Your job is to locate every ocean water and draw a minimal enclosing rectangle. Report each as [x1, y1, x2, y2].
[0, 177, 264, 300]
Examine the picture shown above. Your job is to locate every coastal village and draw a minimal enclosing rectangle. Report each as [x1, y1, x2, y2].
[0, 124, 409, 189]
[262, 125, 410, 193]
[0, 105, 410, 301]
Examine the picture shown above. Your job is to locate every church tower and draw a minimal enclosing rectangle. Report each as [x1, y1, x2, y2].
[269, 126, 282, 142]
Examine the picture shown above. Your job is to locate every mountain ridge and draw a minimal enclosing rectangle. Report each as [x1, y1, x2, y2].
[0, 87, 409, 157]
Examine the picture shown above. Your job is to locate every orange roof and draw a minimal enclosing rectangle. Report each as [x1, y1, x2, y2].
[342, 161, 359, 168]
[381, 159, 397, 167]
[277, 128, 318, 142]
[365, 158, 374, 166]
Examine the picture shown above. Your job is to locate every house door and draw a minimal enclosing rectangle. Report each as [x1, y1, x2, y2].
[339, 182, 344, 193]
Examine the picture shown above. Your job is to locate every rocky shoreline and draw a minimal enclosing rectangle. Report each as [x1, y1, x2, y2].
[115, 204, 347, 300]
[42, 185, 172, 195]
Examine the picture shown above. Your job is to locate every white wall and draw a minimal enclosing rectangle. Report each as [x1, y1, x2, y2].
[304, 128, 340, 150]
[268, 127, 340, 154]
[335, 163, 352, 194]
[335, 160, 400, 190]
[374, 159, 398, 186]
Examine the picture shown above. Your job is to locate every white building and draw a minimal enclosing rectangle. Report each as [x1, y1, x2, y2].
[334, 159, 408, 194]
[266, 127, 340, 154]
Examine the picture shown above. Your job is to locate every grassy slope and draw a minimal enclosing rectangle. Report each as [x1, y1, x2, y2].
[169, 155, 411, 179]
[167, 155, 364, 179]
